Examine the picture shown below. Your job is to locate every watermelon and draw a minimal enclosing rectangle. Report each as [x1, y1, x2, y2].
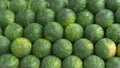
[16, 9, 35, 27]
[65, 23, 83, 42]
[32, 39, 52, 58]
[9, 0, 27, 13]
[106, 57, 120, 68]
[28, 0, 47, 12]
[0, 0, 9, 10]
[76, 10, 94, 27]
[41, 55, 61, 68]
[115, 8, 120, 23]
[106, 0, 120, 11]
[56, 8, 76, 27]
[5, 23, 23, 41]
[53, 39, 72, 58]
[0, 10, 15, 29]
[0, 27, 2, 35]
[84, 55, 105, 68]
[117, 44, 120, 57]
[73, 38, 94, 59]
[87, 0, 105, 14]
[11, 38, 32, 58]
[24, 23, 43, 42]
[0, 54, 19, 68]
[44, 22, 63, 42]
[95, 9, 114, 28]
[37, 8, 55, 26]
[106, 24, 120, 43]
[68, 0, 86, 12]
[95, 38, 116, 60]
[85, 24, 104, 43]
[20, 55, 40, 68]
[46, 0, 67, 12]
[63, 55, 83, 68]
[0, 35, 10, 55]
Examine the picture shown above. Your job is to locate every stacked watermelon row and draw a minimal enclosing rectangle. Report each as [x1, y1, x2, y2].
[0, 0, 120, 68]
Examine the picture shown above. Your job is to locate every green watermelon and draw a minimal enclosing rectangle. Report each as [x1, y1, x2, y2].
[76, 10, 94, 27]
[0, 54, 19, 68]
[117, 44, 120, 57]
[106, 0, 120, 11]
[68, 0, 86, 12]
[28, 0, 47, 12]
[106, 57, 120, 68]
[9, 0, 27, 13]
[106, 24, 120, 43]
[47, 0, 67, 12]
[41, 55, 61, 68]
[24, 23, 43, 42]
[37, 8, 55, 26]
[0, 27, 2, 35]
[0, 10, 15, 29]
[44, 22, 63, 42]
[0, 35, 10, 55]
[16, 9, 35, 27]
[84, 55, 105, 68]
[63, 55, 83, 68]
[53, 39, 72, 58]
[95, 9, 114, 28]
[115, 8, 120, 23]
[87, 0, 105, 14]
[20, 55, 40, 68]
[11, 38, 32, 58]
[95, 38, 116, 60]
[56, 8, 76, 27]
[0, 0, 9, 10]
[32, 39, 52, 58]
[65, 23, 83, 42]
[73, 38, 94, 59]
[5, 23, 23, 41]
[85, 24, 104, 43]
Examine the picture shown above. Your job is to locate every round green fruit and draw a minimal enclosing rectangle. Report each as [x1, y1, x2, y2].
[63, 55, 83, 68]
[0, 0, 8, 10]
[24, 23, 43, 42]
[115, 8, 120, 23]
[95, 38, 116, 60]
[74, 38, 94, 59]
[53, 39, 72, 58]
[44, 22, 63, 42]
[11, 38, 32, 58]
[65, 23, 83, 42]
[5, 23, 23, 41]
[32, 39, 52, 58]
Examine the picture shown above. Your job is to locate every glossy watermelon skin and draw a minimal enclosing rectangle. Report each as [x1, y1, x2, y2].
[24, 23, 43, 42]
[117, 44, 120, 57]
[84, 55, 105, 68]
[41, 55, 61, 68]
[32, 39, 52, 58]
[53, 39, 72, 58]
[9, 0, 27, 13]
[0, 35, 10, 55]
[63, 55, 83, 68]
[74, 38, 94, 59]
[44, 22, 63, 42]
[56, 8, 76, 27]
[95, 38, 116, 60]
[87, 0, 105, 14]
[106, 24, 120, 43]
[95, 9, 114, 28]
[16, 9, 35, 27]
[68, 0, 86, 12]
[65, 23, 83, 42]
[76, 10, 94, 27]
[115, 8, 120, 23]
[0, 54, 19, 68]
[5, 23, 23, 41]
[106, 57, 120, 68]
[37, 8, 55, 26]
[11, 38, 32, 58]
[85, 24, 104, 43]
[20, 55, 40, 68]
[0, 10, 15, 29]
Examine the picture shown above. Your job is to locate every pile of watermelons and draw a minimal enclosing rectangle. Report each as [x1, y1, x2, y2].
[0, 0, 120, 68]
